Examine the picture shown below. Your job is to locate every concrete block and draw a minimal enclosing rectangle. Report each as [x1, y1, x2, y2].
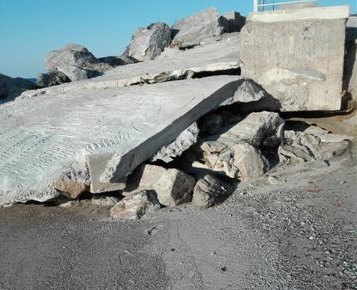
[241, 6, 349, 111]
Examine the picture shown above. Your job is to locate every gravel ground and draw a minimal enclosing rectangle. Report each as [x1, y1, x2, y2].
[0, 119, 356, 290]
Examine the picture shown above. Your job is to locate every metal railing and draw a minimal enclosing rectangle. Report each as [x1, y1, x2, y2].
[253, 0, 317, 12]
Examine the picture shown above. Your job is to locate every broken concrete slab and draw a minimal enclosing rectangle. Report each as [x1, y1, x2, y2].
[0, 76, 242, 207]
[109, 190, 160, 220]
[20, 33, 240, 100]
[153, 169, 195, 207]
[240, 6, 349, 111]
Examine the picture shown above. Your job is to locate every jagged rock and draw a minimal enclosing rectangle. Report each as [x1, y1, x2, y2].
[153, 169, 195, 207]
[109, 190, 160, 220]
[151, 122, 199, 162]
[36, 70, 71, 88]
[0, 73, 36, 100]
[45, 44, 113, 81]
[192, 174, 229, 208]
[53, 179, 88, 199]
[278, 125, 352, 163]
[172, 8, 226, 48]
[193, 112, 283, 179]
[124, 22, 171, 61]
[221, 11, 246, 33]
[230, 143, 269, 180]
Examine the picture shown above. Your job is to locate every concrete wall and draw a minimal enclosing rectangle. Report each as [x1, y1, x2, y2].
[240, 6, 349, 111]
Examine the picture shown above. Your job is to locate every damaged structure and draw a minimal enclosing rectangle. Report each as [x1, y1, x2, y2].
[0, 6, 354, 214]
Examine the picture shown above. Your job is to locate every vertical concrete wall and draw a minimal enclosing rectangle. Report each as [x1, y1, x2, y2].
[240, 6, 349, 111]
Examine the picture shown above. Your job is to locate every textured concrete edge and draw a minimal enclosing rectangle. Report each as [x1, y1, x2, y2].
[247, 6, 349, 23]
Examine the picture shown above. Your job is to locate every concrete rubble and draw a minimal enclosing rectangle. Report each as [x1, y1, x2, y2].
[279, 125, 353, 163]
[193, 112, 283, 179]
[240, 6, 350, 111]
[0, 6, 354, 214]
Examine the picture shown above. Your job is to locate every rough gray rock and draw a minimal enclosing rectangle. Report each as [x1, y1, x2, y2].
[151, 122, 199, 163]
[0, 73, 36, 100]
[91, 196, 120, 207]
[344, 17, 357, 101]
[278, 125, 352, 163]
[97, 55, 138, 67]
[193, 112, 283, 179]
[124, 22, 171, 61]
[192, 174, 229, 208]
[172, 8, 226, 48]
[45, 44, 113, 81]
[109, 190, 160, 219]
[36, 70, 70, 88]
[230, 142, 269, 180]
[153, 169, 195, 207]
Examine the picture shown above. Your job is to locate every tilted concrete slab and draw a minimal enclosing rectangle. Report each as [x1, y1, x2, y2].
[241, 6, 349, 111]
[0, 76, 241, 206]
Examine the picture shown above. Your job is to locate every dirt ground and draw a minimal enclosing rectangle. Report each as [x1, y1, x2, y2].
[0, 114, 356, 290]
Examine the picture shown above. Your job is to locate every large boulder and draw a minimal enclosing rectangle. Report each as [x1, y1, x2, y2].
[171, 8, 226, 49]
[0, 73, 36, 100]
[45, 44, 113, 81]
[124, 22, 171, 62]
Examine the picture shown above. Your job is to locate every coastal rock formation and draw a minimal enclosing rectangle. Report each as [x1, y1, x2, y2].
[124, 22, 171, 61]
[0, 73, 36, 100]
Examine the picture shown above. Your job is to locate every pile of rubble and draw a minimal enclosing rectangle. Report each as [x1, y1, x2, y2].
[0, 7, 355, 220]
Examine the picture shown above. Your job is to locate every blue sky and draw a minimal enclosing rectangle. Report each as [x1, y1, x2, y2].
[0, 0, 355, 78]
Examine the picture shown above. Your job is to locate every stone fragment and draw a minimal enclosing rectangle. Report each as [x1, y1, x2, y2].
[45, 44, 113, 81]
[231, 143, 268, 181]
[151, 122, 199, 163]
[153, 169, 195, 207]
[91, 196, 120, 207]
[278, 125, 353, 163]
[124, 164, 167, 195]
[109, 190, 160, 220]
[240, 6, 349, 111]
[124, 22, 171, 61]
[194, 112, 283, 179]
[97, 55, 138, 67]
[36, 70, 71, 88]
[0, 73, 36, 100]
[53, 179, 87, 199]
[192, 174, 229, 208]
[172, 8, 226, 48]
